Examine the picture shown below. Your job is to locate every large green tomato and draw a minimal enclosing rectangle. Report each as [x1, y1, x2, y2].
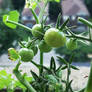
[32, 24, 43, 38]
[66, 38, 77, 50]
[38, 40, 52, 53]
[44, 28, 66, 48]
[19, 48, 34, 62]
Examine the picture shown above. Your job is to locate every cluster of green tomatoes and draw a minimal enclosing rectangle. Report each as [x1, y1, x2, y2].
[19, 24, 77, 62]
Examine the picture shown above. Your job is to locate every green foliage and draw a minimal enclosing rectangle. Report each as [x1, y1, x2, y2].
[0, 70, 14, 90]
[8, 48, 19, 61]
[3, 10, 20, 29]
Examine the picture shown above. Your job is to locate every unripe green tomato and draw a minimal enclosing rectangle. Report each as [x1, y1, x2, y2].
[19, 48, 34, 62]
[32, 24, 43, 38]
[38, 40, 52, 53]
[44, 28, 66, 48]
[66, 38, 77, 50]
[30, 45, 38, 56]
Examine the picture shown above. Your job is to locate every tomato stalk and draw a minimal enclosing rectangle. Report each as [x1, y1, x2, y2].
[7, 20, 32, 32]
[39, 51, 43, 76]
[29, 8, 39, 24]
[78, 17, 92, 28]
[65, 64, 71, 92]
[13, 61, 36, 92]
[84, 62, 92, 92]
[66, 35, 92, 42]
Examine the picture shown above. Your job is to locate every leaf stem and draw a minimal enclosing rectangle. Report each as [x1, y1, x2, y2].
[66, 35, 92, 42]
[29, 8, 39, 24]
[7, 20, 32, 32]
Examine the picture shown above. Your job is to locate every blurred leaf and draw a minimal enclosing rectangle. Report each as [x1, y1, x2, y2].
[69, 53, 75, 64]
[56, 13, 61, 28]
[45, 75, 58, 84]
[8, 48, 19, 61]
[0, 70, 14, 89]
[56, 66, 62, 78]
[50, 57, 56, 71]
[70, 65, 79, 70]
[60, 18, 69, 31]
[3, 10, 19, 29]
[61, 65, 67, 70]
[57, 56, 68, 65]
[31, 70, 39, 81]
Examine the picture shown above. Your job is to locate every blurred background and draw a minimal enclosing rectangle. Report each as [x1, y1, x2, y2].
[0, 0, 92, 66]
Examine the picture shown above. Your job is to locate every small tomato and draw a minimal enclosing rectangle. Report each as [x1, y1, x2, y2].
[66, 38, 77, 50]
[32, 24, 43, 38]
[19, 48, 34, 62]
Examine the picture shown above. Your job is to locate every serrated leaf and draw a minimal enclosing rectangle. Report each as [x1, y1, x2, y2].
[57, 56, 68, 65]
[70, 65, 79, 70]
[8, 48, 19, 61]
[50, 57, 56, 71]
[3, 10, 19, 29]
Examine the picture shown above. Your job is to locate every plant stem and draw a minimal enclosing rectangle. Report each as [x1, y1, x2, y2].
[65, 64, 71, 92]
[39, 1, 48, 22]
[7, 20, 32, 32]
[13, 61, 36, 92]
[78, 17, 92, 28]
[84, 61, 92, 92]
[40, 51, 43, 76]
[66, 35, 92, 42]
[29, 8, 39, 24]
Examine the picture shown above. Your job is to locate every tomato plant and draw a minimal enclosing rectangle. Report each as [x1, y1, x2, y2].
[2, 0, 92, 92]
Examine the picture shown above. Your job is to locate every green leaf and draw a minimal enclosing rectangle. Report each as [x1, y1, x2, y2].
[55, 0, 60, 2]
[31, 70, 39, 81]
[57, 56, 68, 65]
[61, 65, 67, 70]
[50, 57, 56, 72]
[69, 53, 75, 64]
[60, 18, 69, 31]
[56, 13, 62, 29]
[56, 66, 62, 78]
[0, 70, 14, 89]
[3, 10, 19, 29]
[70, 65, 79, 70]
[8, 48, 19, 61]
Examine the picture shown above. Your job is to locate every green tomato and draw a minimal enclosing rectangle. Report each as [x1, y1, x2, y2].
[32, 24, 43, 38]
[30, 45, 38, 56]
[66, 38, 77, 50]
[38, 40, 52, 53]
[19, 48, 34, 62]
[44, 28, 66, 48]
